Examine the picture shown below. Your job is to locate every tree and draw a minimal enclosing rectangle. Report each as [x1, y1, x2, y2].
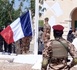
[31, 0, 35, 17]
[0, 0, 20, 28]
[0, 0, 30, 28]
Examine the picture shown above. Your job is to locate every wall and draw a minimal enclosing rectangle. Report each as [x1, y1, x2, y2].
[40, 0, 77, 39]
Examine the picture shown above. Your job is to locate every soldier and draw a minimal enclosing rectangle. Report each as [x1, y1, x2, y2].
[42, 17, 51, 47]
[67, 29, 75, 43]
[41, 24, 77, 70]
[0, 28, 3, 52]
[15, 40, 22, 54]
[38, 27, 44, 54]
[21, 36, 32, 54]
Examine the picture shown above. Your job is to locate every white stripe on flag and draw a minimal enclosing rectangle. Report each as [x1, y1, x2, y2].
[10, 18, 24, 42]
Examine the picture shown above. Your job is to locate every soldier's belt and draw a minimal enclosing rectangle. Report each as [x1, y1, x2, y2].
[50, 58, 67, 64]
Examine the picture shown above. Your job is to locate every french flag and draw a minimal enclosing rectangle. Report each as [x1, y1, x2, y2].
[1, 10, 32, 44]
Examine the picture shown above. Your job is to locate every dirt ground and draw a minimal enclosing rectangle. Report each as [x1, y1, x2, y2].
[0, 61, 77, 70]
[70, 66, 77, 70]
[0, 61, 33, 70]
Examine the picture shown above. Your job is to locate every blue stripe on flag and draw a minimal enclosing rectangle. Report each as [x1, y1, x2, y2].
[20, 10, 32, 36]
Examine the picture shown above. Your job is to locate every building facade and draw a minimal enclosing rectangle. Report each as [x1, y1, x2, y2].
[39, 0, 77, 39]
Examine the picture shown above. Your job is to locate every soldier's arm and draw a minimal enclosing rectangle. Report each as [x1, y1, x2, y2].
[41, 41, 52, 70]
[49, 25, 51, 34]
[67, 41, 77, 68]
[42, 32, 47, 43]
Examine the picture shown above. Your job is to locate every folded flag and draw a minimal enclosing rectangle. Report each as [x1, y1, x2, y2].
[1, 10, 32, 44]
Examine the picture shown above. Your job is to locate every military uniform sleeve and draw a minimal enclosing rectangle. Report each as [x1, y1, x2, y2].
[43, 24, 46, 32]
[49, 25, 51, 33]
[67, 41, 77, 57]
[67, 41, 77, 68]
[41, 41, 52, 70]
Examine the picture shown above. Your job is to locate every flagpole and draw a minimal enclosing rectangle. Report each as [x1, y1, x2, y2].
[34, 0, 39, 55]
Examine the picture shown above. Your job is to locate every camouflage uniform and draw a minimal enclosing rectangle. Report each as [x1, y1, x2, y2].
[15, 36, 32, 54]
[15, 40, 22, 54]
[42, 23, 51, 47]
[21, 36, 32, 53]
[41, 25, 77, 70]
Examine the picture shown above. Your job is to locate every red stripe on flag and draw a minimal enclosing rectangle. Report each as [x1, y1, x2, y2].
[1, 26, 14, 44]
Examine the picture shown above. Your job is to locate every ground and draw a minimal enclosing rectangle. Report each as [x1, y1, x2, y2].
[0, 54, 77, 70]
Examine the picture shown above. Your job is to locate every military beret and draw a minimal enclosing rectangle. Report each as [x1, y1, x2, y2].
[52, 25, 64, 30]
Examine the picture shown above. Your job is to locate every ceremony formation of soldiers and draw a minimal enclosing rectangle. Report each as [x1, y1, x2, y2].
[0, 29, 32, 54]
[38, 17, 77, 70]
[1, 17, 77, 69]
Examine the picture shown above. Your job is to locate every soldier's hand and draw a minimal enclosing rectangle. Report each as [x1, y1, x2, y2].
[42, 57, 48, 69]
[68, 58, 77, 69]
[73, 58, 77, 64]
[41, 67, 46, 70]
[65, 65, 70, 70]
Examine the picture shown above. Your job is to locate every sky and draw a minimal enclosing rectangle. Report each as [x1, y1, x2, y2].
[9, 0, 31, 12]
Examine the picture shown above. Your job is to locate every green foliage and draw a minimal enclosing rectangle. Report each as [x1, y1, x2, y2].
[30, 0, 35, 17]
[0, 0, 30, 28]
[39, 20, 44, 27]
[0, 0, 20, 28]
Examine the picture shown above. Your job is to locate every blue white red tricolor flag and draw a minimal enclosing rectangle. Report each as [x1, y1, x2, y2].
[1, 10, 32, 44]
